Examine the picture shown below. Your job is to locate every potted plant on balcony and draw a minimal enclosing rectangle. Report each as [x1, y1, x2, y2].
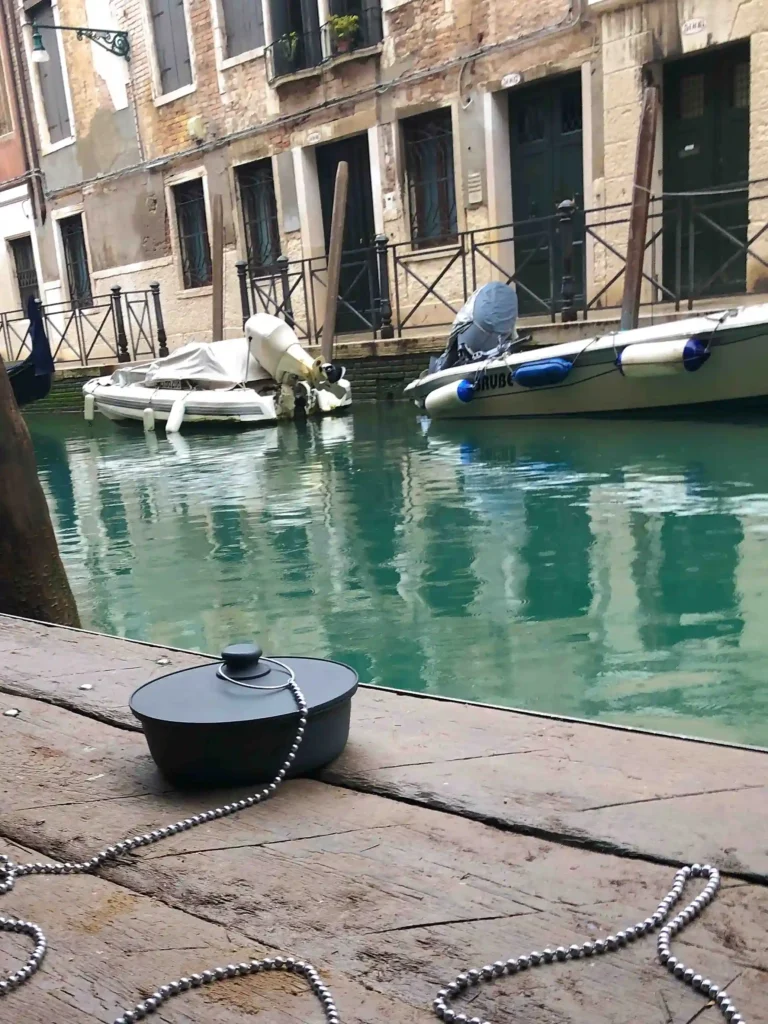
[278, 30, 299, 65]
[329, 14, 359, 54]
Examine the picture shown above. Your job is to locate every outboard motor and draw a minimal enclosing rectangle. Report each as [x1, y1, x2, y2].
[430, 282, 518, 374]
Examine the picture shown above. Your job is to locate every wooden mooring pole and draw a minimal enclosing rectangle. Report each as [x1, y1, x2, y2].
[620, 84, 659, 331]
[321, 161, 349, 364]
[211, 193, 224, 342]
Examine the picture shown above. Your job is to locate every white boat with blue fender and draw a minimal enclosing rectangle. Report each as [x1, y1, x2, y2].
[83, 313, 351, 432]
[404, 283, 768, 419]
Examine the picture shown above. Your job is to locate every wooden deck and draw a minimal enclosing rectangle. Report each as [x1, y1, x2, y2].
[0, 614, 766, 1024]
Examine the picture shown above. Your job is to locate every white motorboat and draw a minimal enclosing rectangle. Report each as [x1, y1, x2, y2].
[404, 283, 768, 419]
[83, 313, 351, 431]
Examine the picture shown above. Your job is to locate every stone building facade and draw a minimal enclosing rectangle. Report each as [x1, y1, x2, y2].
[0, 0, 767, 359]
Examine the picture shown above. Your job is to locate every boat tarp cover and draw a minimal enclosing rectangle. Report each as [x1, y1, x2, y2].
[430, 282, 519, 374]
[112, 339, 271, 388]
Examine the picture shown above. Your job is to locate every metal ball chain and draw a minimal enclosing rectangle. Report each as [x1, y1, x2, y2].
[0, 660, 340, 1024]
[431, 865, 746, 1024]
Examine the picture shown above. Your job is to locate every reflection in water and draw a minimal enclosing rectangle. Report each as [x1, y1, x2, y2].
[28, 409, 768, 748]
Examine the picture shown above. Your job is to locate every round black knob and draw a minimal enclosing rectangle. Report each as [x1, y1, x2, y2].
[221, 643, 263, 671]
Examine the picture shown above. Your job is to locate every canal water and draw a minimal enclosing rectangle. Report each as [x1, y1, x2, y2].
[28, 407, 768, 748]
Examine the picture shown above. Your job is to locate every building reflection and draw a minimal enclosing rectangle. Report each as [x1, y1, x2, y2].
[27, 411, 768, 744]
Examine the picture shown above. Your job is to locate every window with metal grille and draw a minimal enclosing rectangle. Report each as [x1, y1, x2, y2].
[517, 102, 546, 144]
[59, 215, 93, 308]
[237, 160, 280, 272]
[149, 0, 193, 94]
[173, 178, 212, 289]
[29, 0, 72, 143]
[680, 74, 705, 120]
[221, 0, 265, 58]
[560, 84, 583, 134]
[733, 62, 750, 109]
[403, 108, 458, 247]
[9, 236, 39, 311]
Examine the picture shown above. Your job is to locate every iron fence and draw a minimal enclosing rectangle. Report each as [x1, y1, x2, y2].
[238, 239, 391, 346]
[0, 284, 168, 368]
[234, 180, 768, 344]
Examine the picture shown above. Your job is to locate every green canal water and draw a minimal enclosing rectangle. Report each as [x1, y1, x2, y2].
[28, 407, 768, 748]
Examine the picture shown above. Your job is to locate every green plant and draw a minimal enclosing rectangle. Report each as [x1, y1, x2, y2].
[329, 14, 359, 42]
[278, 31, 298, 59]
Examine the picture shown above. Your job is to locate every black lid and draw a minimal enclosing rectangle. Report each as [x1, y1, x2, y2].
[130, 644, 358, 726]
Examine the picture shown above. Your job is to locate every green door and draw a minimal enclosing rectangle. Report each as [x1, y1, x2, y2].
[315, 133, 379, 335]
[509, 73, 584, 317]
[663, 43, 750, 300]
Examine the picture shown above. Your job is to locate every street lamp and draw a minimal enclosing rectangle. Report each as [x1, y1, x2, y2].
[29, 22, 130, 63]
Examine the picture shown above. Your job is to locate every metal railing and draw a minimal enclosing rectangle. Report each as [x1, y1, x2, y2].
[266, 6, 383, 81]
[266, 26, 324, 80]
[230, 180, 768, 344]
[237, 237, 392, 345]
[0, 283, 168, 368]
[324, 7, 383, 58]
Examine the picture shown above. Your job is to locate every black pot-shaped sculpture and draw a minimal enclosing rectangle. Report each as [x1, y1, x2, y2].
[130, 643, 358, 789]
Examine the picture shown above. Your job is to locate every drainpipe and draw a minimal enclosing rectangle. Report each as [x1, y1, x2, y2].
[1, 0, 46, 223]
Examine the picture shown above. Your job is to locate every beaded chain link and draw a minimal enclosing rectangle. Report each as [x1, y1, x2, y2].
[0, 660, 749, 1024]
[431, 865, 747, 1024]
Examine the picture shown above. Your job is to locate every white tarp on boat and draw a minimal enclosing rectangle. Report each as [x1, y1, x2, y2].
[112, 338, 271, 389]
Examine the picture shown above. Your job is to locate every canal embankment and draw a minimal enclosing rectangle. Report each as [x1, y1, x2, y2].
[1, 613, 766, 1023]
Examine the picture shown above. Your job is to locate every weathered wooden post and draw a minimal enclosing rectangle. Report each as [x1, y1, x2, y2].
[621, 84, 660, 330]
[111, 285, 130, 362]
[149, 282, 169, 357]
[321, 161, 349, 364]
[236, 260, 251, 328]
[0, 356, 80, 625]
[375, 233, 394, 339]
[211, 193, 224, 341]
[558, 199, 577, 323]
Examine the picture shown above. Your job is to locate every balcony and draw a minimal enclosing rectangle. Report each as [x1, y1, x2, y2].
[324, 7, 383, 59]
[266, 26, 324, 81]
[266, 7, 383, 84]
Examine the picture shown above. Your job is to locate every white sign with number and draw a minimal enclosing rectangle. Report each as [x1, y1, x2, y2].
[501, 73, 522, 89]
[682, 18, 706, 35]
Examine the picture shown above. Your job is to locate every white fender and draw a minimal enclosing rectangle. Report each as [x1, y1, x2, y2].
[166, 397, 186, 433]
[142, 407, 156, 432]
[617, 337, 710, 378]
[83, 393, 95, 421]
[424, 379, 476, 418]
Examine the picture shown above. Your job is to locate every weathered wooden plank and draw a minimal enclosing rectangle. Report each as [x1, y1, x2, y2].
[2, 695, 766, 1024]
[0, 841, 425, 1024]
[1, 615, 767, 879]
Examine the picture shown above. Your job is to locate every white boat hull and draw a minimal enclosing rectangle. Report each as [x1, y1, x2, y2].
[405, 306, 768, 419]
[83, 381, 281, 425]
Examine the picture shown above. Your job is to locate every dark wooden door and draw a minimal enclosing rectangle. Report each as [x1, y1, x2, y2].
[509, 73, 584, 316]
[663, 43, 750, 299]
[316, 133, 379, 335]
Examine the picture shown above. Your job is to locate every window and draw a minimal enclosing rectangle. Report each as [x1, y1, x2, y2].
[680, 74, 705, 120]
[221, 0, 264, 58]
[9, 237, 39, 311]
[59, 215, 92, 308]
[149, 0, 193, 94]
[327, 0, 383, 54]
[268, 0, 322, 77]
[733, 62, 750, 109]
[237, 160, 280, 271]
[173, 179, 212, 288]
[29, 0, 72, 143]
[403, 108, 458, 247]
